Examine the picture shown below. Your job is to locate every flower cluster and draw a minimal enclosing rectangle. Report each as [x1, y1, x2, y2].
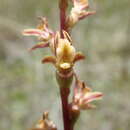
[23, 20, 85, 75]
[23, 0, 95, 74]
[31, 112, 57, 130]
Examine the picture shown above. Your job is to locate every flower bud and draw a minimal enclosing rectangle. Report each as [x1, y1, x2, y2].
[31, 112, 57, 130]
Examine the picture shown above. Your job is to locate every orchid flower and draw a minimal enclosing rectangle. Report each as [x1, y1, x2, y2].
[67, 0, 95, 29]
[71, 79, 103, 111]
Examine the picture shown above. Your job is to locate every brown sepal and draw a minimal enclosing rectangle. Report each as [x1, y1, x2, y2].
[41, 56, 56, 64]
[73, 52, 85, 63]
[79, 11, 96, 20]
[29, 42, 49, 51]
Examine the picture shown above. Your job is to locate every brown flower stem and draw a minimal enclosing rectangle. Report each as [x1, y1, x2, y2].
[58, 1, 76, 130]
[56, 71, 73, 130]
[59, 0, 68, 36]
[60, 87, 71, 130]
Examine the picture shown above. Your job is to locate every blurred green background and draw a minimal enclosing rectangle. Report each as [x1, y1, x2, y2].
[0, 0, 130, 130]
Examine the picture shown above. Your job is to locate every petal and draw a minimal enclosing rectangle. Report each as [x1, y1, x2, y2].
[74, 79, 91, 96]
[83, 92, 103, 103]
[62, 30, 72, 43]
[41, 56, 56, 64]
[79, 11, 96, 20]
[73, 0, 89, 9]
[56, 39, 76, 63]
[23, 29, 47, 39]
[29, 42, 49, 51]
[73, 52, 85, 63]
[23, 29, 43, 36]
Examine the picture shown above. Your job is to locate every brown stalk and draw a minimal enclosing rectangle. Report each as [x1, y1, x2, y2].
[59, 0, 73, 130]
[56, 70, 74, 130]
[60, 86, 72, 130]
[58, 1, 77, 130]
[59, 0, 68, 36]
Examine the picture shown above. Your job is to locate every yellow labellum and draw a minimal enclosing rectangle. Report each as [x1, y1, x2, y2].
[60, 63, 71, 69]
